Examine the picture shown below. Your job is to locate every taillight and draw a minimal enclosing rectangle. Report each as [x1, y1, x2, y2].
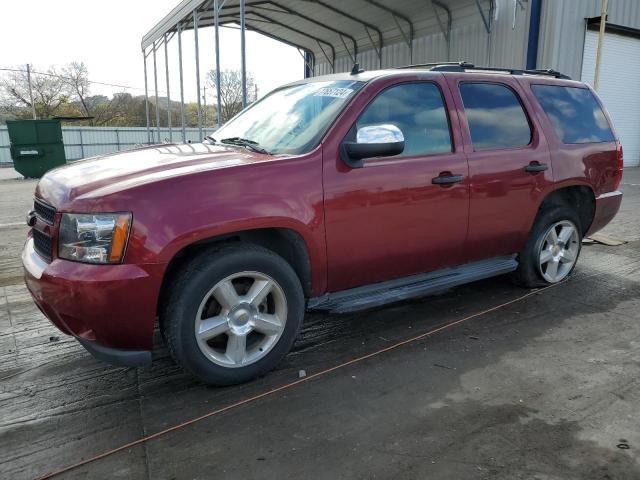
[613, 142, 623, 190]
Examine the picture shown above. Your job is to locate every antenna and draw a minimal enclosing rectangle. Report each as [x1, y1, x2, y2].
[350, 63, 364, 75]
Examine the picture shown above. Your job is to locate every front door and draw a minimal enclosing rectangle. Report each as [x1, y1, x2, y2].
[322, 79, 470, 292]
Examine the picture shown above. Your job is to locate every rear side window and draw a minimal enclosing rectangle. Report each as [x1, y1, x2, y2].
[357, 82, 452, 157]
[459, 83, 532, 150]
[531, 85, 615, 144]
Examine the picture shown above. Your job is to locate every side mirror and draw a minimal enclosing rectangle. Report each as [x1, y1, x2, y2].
[341, 124, 405, 168]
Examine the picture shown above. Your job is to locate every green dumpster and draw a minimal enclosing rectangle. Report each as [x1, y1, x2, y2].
[7, 120, 66, 178]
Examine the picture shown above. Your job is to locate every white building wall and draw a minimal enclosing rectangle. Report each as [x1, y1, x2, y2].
[581, 30, 640, 165]
[539, 0, 640, 79]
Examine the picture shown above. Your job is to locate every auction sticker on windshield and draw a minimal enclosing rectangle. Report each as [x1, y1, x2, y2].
[313, 87, 354, 99]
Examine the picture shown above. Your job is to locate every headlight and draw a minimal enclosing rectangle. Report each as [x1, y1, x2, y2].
[59, 213, 132, 264]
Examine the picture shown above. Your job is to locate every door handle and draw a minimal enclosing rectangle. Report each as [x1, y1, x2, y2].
[524, 162, 548, 173]
[432, 174, 464, 185]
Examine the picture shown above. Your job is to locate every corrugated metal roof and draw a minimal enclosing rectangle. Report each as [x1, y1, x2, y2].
[142, 0, 204, 50]
[141, 0, 486, 62]
[142, 0, 640, 79]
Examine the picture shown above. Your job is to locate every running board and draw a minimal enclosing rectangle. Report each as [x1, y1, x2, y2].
[307, 256, 518, 314]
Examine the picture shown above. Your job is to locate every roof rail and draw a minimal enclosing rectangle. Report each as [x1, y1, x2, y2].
[396, 61, 473, 70]
[396, 61, 571, 80]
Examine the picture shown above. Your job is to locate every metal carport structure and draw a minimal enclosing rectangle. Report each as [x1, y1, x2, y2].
[141, 0, 543, 144]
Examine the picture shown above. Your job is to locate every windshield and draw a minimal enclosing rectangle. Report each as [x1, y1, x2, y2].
[210, 80, 364, 155]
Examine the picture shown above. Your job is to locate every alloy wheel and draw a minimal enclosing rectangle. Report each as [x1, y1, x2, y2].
[538, 220, 580, 283]
[194, 271, 287, 368]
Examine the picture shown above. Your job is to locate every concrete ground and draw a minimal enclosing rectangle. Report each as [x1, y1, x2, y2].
[0, 165, 26, 182]
[1, 167, 639, 480]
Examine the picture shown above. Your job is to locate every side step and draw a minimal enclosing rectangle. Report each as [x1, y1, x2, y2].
[307, 256, 518, 314]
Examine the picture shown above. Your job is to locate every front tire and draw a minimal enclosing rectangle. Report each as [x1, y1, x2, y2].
[511, 206, 582, 288]
[162, 244, 304, 385]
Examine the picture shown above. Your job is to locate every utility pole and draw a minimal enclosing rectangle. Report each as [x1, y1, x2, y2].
[26, 64, 36, 119]
[593, 0, 608, 90]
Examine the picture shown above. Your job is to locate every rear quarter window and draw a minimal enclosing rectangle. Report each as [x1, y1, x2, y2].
[531, 85, 615, 144]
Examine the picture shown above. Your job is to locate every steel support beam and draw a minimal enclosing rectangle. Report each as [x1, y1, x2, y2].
[236, 11, 336, 71]
[143, 50, 151, 144]
[248, 2, 358, 65]
[363, 0, 413, 64]
[194, 9, 203, 140]
[475, 0, 495, 34]
[339, 35, 356, 64]
[216, 15, 316, 74]
[298, 48, 315, 77]
[152, 43, 161, 141]
[177, 24, 186, 142]
[316, 41, 335, 72]
[526, 0, 542, 69]
[164, 33, 172, 142]
[214, 0, 223, 127]
[311, 0, 383, 67]
[474, 0, 495, 64]
[240, 0, 247, 107]
[432, 0, 452, 60]
[217, 13, 317, 57]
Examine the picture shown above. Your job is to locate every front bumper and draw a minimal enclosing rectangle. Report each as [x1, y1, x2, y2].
[77, 337, 151, 367]
[22, 237, 165, 366]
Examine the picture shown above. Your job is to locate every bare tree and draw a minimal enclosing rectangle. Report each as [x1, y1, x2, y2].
[62, 62, 91, 118]
[206, 69, 256, 124]
[0, 66, 70, 119]
[0, 62, 215, 127]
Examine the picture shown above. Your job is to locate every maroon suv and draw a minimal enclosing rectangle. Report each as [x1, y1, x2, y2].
[23, 63, 623, 385]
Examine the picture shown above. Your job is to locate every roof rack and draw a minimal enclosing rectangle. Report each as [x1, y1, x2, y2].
[396, 61, 571, 80]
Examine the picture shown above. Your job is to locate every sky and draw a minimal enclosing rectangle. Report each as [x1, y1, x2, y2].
[0, 0, 303, 103]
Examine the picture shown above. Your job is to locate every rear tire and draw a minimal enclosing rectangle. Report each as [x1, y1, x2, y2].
[161, 244, 304, 385]
[511, 206, 582, 288]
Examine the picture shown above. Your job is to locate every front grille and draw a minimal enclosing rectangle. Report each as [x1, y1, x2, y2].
[34, 198, 56, 225]
[33, 229, 53, 262]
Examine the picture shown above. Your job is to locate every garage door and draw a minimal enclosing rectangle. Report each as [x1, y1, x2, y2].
[582, 29, 640, 166]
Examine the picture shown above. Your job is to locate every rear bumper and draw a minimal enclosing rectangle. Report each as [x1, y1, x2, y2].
[586, 190, 623, 236]
[22, 237, 164, 365]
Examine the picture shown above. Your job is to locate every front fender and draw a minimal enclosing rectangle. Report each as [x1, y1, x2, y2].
[116, 153, 327, 293]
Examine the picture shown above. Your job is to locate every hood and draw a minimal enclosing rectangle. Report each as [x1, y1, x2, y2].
[36, 143, 272, 208]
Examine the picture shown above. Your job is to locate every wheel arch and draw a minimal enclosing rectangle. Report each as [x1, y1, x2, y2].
[158, 227, 314, 319]
[535, 184, 596, 235]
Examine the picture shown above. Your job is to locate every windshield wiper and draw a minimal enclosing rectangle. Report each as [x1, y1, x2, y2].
[220, 137, 270, 155]
[204, 135, 217, 143]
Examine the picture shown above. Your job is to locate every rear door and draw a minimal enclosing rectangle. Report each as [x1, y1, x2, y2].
[322, 77, 470, 292]
[443, 74, 554, 260]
